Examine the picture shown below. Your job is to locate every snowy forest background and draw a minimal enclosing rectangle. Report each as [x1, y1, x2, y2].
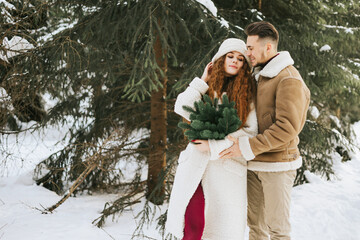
[0, 0, 359, 239]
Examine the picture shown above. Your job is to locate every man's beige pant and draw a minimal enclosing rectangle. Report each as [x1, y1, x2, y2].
[247, 170, 296, 240]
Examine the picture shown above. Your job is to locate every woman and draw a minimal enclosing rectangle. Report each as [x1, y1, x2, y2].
[165, 38, 258, 240]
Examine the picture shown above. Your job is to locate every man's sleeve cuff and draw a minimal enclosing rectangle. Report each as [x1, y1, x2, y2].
[189, 77, 209, 94]
[238, 136, 255, 160]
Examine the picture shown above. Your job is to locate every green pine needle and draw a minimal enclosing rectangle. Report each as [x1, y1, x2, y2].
[178, 93, 242, 141]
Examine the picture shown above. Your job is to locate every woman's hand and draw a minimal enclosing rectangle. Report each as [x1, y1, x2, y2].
[201, 62, 213, 83]
[192, 140, 210, 152]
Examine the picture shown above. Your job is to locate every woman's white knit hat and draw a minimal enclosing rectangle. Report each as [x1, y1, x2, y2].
[211, 38, 250, 65]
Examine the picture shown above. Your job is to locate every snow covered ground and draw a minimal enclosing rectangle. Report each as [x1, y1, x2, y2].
[1, 121, 360, 240]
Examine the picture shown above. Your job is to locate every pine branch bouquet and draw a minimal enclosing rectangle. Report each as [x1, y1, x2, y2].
[178, 94, 242, 141]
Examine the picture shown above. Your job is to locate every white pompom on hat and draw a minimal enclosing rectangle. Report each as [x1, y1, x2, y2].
[211, 38, 250, 65]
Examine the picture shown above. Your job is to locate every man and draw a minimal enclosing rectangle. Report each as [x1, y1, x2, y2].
[220, 21, 310, 240]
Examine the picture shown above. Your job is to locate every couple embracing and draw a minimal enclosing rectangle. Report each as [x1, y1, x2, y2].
[166, 21, 311, 240]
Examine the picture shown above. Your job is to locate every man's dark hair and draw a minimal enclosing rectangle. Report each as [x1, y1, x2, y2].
[245, 21, 279, 43]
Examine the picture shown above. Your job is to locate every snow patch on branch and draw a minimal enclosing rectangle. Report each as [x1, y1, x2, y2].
[329, 115, 341, 129]
[323, 24, 358, 34]
[0, 0, 15, 9]
[308, 71, 316, 76]
[195, 0, 218, 16]
[37, 20, 79, 44]
[220, 17, 229, 28]
[249, 9, 264, 20]
[309, 106, 320, 119]
[234, 25, 244, 31]
[0, 0, 15, 24]
[0, 37, 34, 63]
[338, 62, 360, 81]
[320, 44, 331, 52]
[0, 87, 14, 111]
[349, 59, 360, 67]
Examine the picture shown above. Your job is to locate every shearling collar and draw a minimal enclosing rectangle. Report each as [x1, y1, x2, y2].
[254, 51, 294, 81]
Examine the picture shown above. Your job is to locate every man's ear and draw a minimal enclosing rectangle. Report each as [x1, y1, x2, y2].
[266, 42, 272, 52]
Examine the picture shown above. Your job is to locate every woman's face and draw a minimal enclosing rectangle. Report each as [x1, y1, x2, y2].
[223, 51, 245, 76]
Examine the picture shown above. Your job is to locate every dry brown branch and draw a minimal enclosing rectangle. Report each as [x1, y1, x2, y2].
[44, 161, 98, 213]
[43, 129, 126, 213]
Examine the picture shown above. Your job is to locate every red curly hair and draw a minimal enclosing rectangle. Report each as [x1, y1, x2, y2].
[207, 54, 256, 127]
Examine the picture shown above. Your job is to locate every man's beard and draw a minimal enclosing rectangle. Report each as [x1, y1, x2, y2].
[254, 52, 269, 68]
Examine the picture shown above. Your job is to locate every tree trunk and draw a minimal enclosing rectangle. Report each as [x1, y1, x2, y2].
[258, 0, 262, 11]
[146, 15, 168, 205]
